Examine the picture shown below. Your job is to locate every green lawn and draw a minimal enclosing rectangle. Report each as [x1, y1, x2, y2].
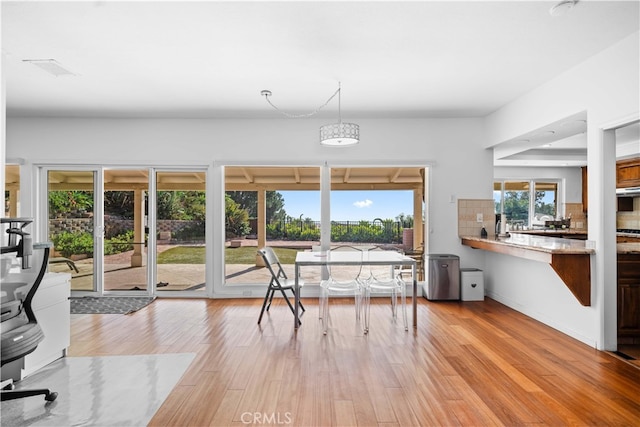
[157, 246, 300, 264]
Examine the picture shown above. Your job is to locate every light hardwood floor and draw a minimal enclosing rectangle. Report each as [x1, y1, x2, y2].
[69, 297, 640, 426]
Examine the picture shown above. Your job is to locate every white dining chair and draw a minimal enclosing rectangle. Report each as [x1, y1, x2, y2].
[319, 245, 364, 335]
[362, 246, 408, 333]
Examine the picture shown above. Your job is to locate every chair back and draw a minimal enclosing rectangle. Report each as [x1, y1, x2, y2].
[327, 245, 363, 286]
[1, 247, 50, 366]
[257, 247, 287, 286]
[367, 245, 401, 282]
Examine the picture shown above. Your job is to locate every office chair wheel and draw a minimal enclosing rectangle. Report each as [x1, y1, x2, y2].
[45, 391, 58, 402]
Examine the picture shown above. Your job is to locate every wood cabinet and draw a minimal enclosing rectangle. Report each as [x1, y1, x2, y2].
[617, 235, 640, 243]
[616, 158, 640, 188]
[617, 254, 640, 340]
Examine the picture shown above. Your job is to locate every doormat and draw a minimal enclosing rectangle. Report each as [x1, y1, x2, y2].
[70, 296, 156, 314]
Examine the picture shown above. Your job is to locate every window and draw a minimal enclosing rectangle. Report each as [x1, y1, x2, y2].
[494, 180, 559, 229]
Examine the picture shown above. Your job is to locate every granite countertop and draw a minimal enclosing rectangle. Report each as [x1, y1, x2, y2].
[461, 233, 595, 255]
[463, 233, 639, 254]
[616, 231, 640, 238]
[510, 229, 587, 235]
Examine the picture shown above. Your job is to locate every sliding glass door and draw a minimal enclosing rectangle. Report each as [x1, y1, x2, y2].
[221, 165, 426, 287]
[329, 167, 424, 251]
[223, 166, 320, 286]
[47, 169, 99, 293]
[155, 170, 207, 293]
[45, 167, 207, 296]
[103, 169, 149, 292]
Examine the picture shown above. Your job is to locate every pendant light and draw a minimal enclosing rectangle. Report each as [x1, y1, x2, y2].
[319, 83, 359, 147]
[261, 82, 360, 147]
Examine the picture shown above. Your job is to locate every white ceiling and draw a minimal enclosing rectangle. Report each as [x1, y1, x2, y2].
[2, 1, 639, 165]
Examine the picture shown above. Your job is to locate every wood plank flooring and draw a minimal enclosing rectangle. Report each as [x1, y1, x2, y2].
[69, 297, 640, 426]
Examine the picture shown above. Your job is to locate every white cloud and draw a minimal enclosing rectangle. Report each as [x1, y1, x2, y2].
[353, 199, 373, 208]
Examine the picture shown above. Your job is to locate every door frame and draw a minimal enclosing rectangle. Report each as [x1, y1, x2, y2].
[39, 165, 106, 296]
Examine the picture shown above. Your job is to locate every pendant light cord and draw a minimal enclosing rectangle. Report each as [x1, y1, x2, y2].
[261, 83, 341, 119]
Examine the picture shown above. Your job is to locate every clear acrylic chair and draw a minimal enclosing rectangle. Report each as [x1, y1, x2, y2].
[257, 247, 305, 324]
[319, 245, 364, 335]
[362, 246, 408, 333]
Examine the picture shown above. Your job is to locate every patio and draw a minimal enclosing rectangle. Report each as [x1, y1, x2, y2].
[51, 239, 419, 292]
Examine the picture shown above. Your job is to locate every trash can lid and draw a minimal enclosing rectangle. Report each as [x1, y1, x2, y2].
[426, 254, 459, 259]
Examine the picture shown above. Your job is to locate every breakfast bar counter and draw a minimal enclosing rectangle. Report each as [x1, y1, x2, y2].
[461, 234, 594, 306]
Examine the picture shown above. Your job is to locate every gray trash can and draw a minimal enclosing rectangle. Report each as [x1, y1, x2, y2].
[423, 254, 460, 301]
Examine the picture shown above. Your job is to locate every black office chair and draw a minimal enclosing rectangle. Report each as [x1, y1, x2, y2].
[1, 222, 57, 403]
[257, 247, 305, 324]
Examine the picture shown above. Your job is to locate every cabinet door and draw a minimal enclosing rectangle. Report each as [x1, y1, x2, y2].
[616, 158, 640, 188]
[618, 284, 640, 336]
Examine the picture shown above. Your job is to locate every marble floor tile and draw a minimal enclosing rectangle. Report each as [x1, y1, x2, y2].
[1, 353, 195, 427]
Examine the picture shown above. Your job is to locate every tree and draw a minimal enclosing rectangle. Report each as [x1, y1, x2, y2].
[225, 194, 251, 238]
[104, 191, 135, 218]
[226, 191, 287, 223]
[395, 213, 413, 228]
[503, 191, 529, 221]
[49, 191, 93, 217]
[534, 190, 556, 216]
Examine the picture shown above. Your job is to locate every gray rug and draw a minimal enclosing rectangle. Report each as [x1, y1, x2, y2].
[70, 296, 156, 314]
[1, 353, 195, 427]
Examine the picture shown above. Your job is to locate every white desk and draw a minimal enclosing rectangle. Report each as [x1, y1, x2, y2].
[294, 250, 417, 329]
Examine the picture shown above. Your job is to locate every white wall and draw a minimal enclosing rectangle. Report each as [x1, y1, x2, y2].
[484, 252, 596, 346]
[6, 116, 492, 292]
[485, 31, 640, 350]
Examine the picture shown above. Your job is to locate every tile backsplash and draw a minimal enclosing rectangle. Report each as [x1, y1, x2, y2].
[458, 199, 496, 237]
[617, 197, 640, 229]
[565, 203, 587, 230]
[458, 200, 588, 236]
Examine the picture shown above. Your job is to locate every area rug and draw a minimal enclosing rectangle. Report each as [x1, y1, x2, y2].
[70, 296, 156, 314]
[0, 353, 195, 427]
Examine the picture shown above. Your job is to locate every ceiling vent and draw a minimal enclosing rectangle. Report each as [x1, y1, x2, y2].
[23, 59, 76, 77]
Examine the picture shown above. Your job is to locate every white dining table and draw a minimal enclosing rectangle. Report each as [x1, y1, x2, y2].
[293, 250, 418, 329]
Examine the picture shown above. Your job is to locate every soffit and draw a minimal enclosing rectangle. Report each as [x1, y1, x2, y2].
[29, 167, 423, 191]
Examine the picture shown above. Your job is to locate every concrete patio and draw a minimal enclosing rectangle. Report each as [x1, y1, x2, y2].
[51, 239, 419, 292]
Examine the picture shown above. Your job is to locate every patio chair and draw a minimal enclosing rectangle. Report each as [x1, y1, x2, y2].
[362, 246, 408, 333]
[319, 245, 365, 335]
[256, 247, 305, 325]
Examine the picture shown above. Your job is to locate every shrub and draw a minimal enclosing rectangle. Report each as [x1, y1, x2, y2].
[52, 230, 136, 257]
[173, 221, 205, 242]
[52, 231, 94, 258]
[104, 231, 135, 255]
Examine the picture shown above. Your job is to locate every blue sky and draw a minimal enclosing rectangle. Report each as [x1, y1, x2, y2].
[279, 190, 414, 221]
